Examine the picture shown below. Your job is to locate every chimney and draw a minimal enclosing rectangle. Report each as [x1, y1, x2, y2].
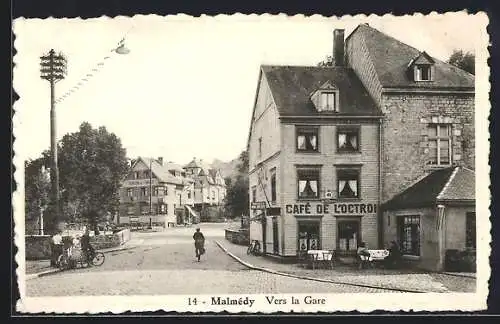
[157, 157, 163, 165]
[333, 29, 345, 66]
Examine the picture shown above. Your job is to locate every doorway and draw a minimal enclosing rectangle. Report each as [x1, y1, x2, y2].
[337, 219, 361, 256]
[297, 221, 321, 251]
[272, 217, 279, 254]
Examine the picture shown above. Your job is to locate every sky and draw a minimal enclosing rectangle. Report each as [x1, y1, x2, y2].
[13, 12, 487, 166]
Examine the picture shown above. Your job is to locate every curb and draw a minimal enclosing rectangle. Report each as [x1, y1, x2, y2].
[440, 272, 476, 279]
[26, 268, 61, 280]
[98, 244, 139, 254]
[215, 241, 431, 293]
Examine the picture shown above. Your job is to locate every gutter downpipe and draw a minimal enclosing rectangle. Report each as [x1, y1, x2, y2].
[378, 117, 384, 249]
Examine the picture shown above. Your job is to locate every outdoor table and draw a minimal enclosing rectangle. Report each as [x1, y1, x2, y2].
[307, 250, 335, 269]
[358, 249, 389, 269]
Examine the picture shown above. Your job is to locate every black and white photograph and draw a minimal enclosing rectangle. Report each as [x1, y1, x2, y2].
[13, 12, 490, 313]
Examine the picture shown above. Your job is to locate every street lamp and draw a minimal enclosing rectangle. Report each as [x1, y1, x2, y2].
[40, 49, 67, 226]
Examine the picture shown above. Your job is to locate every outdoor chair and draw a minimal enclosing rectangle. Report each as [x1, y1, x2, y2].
[309, 253, 321, 270]
[321, 250, 336, 270]
[297, 250, 309, 268]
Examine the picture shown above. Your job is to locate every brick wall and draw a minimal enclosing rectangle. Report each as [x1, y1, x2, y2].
[279, 121, 380, 255]
[381, 93, 475, 202]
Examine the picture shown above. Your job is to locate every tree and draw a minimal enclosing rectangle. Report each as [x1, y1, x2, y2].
[448, 50, 475, 75]
[224, 150, 249, 218]
[24, 155, 51, 234]
[57, 122, 128, 234]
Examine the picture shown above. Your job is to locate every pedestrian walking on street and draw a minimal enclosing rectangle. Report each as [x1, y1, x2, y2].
[193, 227, 205, 262]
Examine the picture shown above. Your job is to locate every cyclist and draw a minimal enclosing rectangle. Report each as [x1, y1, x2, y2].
[81, 227, 96, 266]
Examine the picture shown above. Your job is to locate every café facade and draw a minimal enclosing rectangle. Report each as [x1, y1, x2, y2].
[247, 52, 383, 257]
[247, 24, 475, 261]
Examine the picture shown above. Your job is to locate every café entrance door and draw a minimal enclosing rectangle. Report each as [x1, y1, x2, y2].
[272, 217, 279, 254]
[337, 218, 360, 256]
[298, 221, 321, 251]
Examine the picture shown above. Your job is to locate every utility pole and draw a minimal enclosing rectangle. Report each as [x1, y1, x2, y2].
[40, 49, 67, 227]
[149, 158, 153, 229]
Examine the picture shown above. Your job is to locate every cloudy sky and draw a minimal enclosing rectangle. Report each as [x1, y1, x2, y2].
[13, 12, 487, 166]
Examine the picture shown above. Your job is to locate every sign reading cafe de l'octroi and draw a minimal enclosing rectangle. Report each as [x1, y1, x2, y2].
[285, 203, 377, 215]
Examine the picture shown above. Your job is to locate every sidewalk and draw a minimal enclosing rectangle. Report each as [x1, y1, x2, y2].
[217, 240, 476, 293]
[24, 238, 144, 279]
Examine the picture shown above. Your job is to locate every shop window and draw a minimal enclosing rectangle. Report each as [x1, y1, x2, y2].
[466, 212, 476, 249]
[397, 215, 420, 256]
[296, 127, 319, 152]
[337, 127, 360, 152]
[270, 168, 277, 203]
[337, 168, 360, 199]
[298, 221, 321, 251]
[428, 124, 452, 166]
[297, 167, 320, 199]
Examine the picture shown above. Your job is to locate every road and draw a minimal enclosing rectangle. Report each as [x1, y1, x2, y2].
[26, 223, 393, 296]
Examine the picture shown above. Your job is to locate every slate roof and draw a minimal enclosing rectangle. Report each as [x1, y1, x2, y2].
[261, 65, 380, 117]
[382, 167, 475, 211]
[347, 24, 475, 89]
[139, 157, 183, 185]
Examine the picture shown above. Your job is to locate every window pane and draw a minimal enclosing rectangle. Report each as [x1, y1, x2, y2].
[440, 140, 450, 164]
[439, 125, 450, 137]
[337, 169, 359, 198]
[297, 169, 320, 199]
[428, 125, 437, 137]
[428, 140, 438, 164]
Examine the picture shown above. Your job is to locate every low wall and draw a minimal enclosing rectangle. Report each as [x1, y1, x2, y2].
[25, 229, 132, 260]
[225, 228, 250, 246]
[90, 229, 132, 250]
[25, 235, 52, 260]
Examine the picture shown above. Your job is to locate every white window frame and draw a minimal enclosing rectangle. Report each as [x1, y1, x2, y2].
[414, 65, 433, 81]
[428, 124, 452, 166]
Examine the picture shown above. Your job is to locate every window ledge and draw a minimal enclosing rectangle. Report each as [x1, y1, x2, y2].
[296, 150, 321, 154]
[335, 198, 362, 202]
[296, 198, 322, 202]
[402, 255, 420, 261]
[336, 150, 362, 154]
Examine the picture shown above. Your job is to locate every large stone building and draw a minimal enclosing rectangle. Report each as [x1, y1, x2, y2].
[184, 157, 227, 211]
[247, 24, 475, 270]
[118, 157, 196, 226]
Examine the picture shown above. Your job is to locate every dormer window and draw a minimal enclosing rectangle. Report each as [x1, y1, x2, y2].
[320, 92, 337, 111]
[408, 51, 435, 82]
[415, 65, 432, 81]
[311, 81, 340, 112]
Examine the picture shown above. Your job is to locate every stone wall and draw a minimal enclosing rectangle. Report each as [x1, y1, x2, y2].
[381, 93, 475, 202]
[25, 235, 52, 260]
[225, 228, 250, 245]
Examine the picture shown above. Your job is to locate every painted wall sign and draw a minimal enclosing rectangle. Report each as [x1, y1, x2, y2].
[124, 179, 158, 187]
[285, 203, 377, 215]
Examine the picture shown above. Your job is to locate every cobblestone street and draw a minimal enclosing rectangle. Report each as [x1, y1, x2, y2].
[25, 223, 475, 296]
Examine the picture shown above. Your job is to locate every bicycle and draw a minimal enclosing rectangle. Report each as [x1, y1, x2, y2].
[57, 245, 105, 270]
[247, 240, 261, 255]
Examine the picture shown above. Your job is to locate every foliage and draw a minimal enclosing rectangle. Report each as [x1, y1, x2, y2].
[447, 50, 475, 75]
[24, 122, 128, 234]
[57, 122, 129, 234]
[317, 55, 334, 67]
[224, 150, 249, 218]
[24, 154, 51, 234]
